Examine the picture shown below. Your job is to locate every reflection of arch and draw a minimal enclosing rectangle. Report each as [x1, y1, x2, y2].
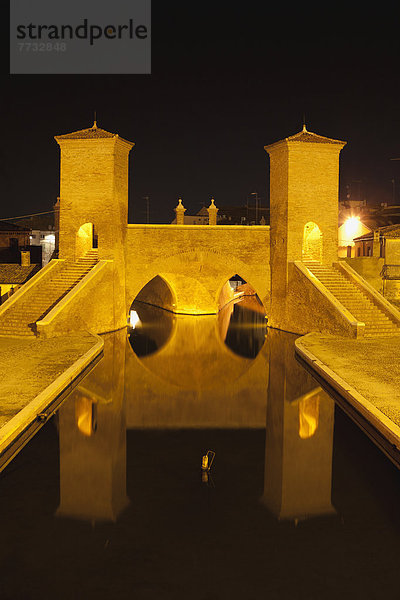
[298, 388, 321, 439]
[127, 310, 261, 390]
[216, 273, 264, 312]
[76, 222, 95, 258]
[220, 297, 268, 358]
[130, 275, 177, 313]
[127, 301, 176, 357]
[75, 394, 97, 437]
[302, 221, 322, 262]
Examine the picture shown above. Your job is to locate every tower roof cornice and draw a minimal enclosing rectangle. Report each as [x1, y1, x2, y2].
[55, 123, 134, 148]
[264, 127, 346, 152]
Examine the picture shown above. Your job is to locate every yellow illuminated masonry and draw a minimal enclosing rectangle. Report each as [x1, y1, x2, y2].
[0, 122, 399, 339]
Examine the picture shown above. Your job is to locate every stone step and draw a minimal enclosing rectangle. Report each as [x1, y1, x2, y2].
[364, 331, 400, 337]
[0, 328, 36, 332]
[365, 325, 400, 329]
[306, 263, 400, 333]
[0, 253, 100, 336]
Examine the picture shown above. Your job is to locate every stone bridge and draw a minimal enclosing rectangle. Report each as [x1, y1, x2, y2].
[1, 121, 399, 339]
[125, 224, 269, 314]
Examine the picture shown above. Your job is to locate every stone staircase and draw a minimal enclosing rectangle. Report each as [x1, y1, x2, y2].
[0, 251, 99, 337]
[304, 261, 400, 337]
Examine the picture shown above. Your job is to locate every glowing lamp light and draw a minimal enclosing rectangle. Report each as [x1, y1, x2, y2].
[129, 310, 140, 329]
[344, 216, 361, 239]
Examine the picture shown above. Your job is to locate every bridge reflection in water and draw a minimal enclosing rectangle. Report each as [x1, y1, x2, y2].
[56, 298, 335, 524]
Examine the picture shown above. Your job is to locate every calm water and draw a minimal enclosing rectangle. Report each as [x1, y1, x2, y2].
[1, 298, 400, 599]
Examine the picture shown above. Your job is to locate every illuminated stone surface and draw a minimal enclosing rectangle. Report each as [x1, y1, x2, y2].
[265, 126, 346, 332]
[0, 333, 99, 428]
[297, 333, 400, 428]
[1, 123, 399, 339]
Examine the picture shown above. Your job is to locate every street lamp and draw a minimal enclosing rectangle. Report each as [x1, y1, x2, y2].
[250, 192, 259, 224]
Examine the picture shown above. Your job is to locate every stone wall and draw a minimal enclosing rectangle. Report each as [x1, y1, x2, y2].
[343, 257, 384, 292]
[276, 262, 359, 337]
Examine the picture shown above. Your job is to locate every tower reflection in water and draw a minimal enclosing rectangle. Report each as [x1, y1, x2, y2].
[57, 330, 129, 522]
[262, 329, 336, 522]
[56, 298, 335, 524]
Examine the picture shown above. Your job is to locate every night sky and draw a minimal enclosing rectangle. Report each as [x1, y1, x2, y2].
[2, 4, 400, 223]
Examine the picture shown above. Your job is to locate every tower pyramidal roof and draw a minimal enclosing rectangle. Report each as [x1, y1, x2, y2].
[55, 121, 134, 146]
[265, 124, 346, 151]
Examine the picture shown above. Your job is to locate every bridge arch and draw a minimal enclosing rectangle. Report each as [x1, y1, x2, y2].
[129, 275, 177, 313]
[125, 245, 270, 315]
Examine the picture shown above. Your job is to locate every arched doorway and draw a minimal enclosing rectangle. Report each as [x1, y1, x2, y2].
[302, 222, 322, 262]
[76, 222, 95, 258]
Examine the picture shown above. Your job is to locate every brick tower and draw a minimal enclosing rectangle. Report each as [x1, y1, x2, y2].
[55, 122, 134, 329]
[55, 121, 134, 261]
[264, 126, 346, 330]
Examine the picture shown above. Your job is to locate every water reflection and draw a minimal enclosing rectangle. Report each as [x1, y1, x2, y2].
[128, 301, 175, 357]
[56, 330, 129, 523]
[129, 297, 267, 360]
[55, 300, 335, 525]
[126, 305, 269, 428]
[220, 296, 268, 358]
[262, 329, 336, 522]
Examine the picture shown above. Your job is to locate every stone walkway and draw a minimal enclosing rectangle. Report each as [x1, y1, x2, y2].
[296, 333, 400, 427]
[0, 333, 101, 429]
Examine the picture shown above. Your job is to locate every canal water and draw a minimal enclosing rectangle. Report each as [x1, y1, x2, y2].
[1, 297, 400, 599]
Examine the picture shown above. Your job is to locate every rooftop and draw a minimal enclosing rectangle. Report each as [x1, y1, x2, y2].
[354, 224, 400, 241]
[0, 264, 40, 284]
[55, 121, 134, 146]
[265, 125, 347, 151]
[0, 222, 30, 233]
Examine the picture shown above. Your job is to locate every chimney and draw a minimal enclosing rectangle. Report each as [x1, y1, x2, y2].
[20, 250, 30, 267]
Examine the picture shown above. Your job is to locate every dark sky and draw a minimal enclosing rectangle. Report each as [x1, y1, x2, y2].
[2, 3, 400, 223]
